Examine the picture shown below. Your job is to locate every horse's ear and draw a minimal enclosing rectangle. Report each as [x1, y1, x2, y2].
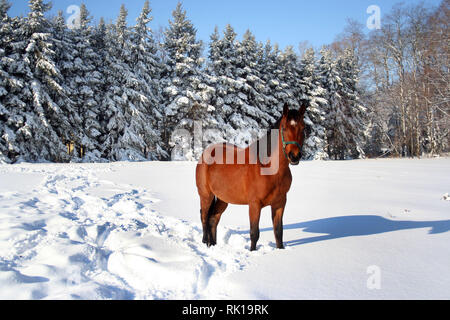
[299, 104, 307, 117]
[283, 104, 289, 117]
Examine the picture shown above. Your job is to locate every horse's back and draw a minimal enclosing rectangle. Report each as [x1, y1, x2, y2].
[196, 143, 250, 205]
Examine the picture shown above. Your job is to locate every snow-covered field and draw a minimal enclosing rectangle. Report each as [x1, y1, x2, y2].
[0, 158, 449, 300]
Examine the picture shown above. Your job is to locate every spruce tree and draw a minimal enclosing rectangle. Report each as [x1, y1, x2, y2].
[162, 2, 215, 160]
[274, 45, 302, 111]
[90, 17, 109, 161]
[207, 25, 262, 147]
[335, 49, 366, 159]
[101, 5, 146, 161]
[66, 4, 103, 161]
[207, 24, 244, 145]
[52, 10, 82, 159]
[130, 0, 167, 160]
[237, 30, 273, 128]
[298, 48, 328, 160]
[319, 47, 366, 159]
[318, 47, 342, 159]
[19, 0, 70, 162]
[260, 40, 286, 121]
[0, 0, 13, 162]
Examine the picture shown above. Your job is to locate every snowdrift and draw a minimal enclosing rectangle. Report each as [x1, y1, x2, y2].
[0, 158, 449, 299]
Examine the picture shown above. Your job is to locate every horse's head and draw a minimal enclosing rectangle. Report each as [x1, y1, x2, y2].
[280, 103, 307, 165]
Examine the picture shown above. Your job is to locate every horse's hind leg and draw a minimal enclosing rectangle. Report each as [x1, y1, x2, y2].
[208, 199, 228, 246]
[200, 193, 215, 245]
[249, 202, 262, 251]
[271, 196, 286, 249]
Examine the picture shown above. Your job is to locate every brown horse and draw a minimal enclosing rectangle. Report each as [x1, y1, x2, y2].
[196, 104, 307, 251]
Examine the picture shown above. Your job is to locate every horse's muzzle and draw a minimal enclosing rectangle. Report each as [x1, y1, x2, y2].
[288, 152, 301, 165]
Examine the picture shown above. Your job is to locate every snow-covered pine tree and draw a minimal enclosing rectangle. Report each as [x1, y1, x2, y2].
[162, 2, 216, 160]
[273, 45, 303, 111]
[100, 5, 150, 161]
[130, 0, 167, 160]
[0, 3, 44, 163]
[52, 11, 84, 159]
[335, 48, 367, 159]
[275, 45, 305, 113]
[0, 0, 9, 20]
[206, 25, 264, 147]
[298, 48, 328, 160]
[99, 9, 126, 160]
[319, 47, 366, 160]
[260, 40, 286, 121]
[89, 17, 109, 161]
[207, 24, 247, 146]
[208, 26, 221, 74]
[237, 30, 274, 129]
[17, 0, 71, 162]
[63, 4, 103, 161]
[318, 47, 343, 160]
[0, 0, 13, 162]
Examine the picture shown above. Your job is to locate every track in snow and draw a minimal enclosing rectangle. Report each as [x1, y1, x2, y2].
[0, 164, 275, 299]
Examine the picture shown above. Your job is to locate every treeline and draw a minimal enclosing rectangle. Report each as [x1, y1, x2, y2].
[331, 0, 449, 157]
[0, 0, 447, 164]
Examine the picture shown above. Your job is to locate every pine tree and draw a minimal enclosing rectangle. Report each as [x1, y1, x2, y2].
[0, 0, 13, 162]
[274, 45, 302, 110]
[90, 17, 109, 161]
[162, 2, 215, 160]
[16, 0, 70, 162]
[335, 48, 366, 159]
[100, 5, 146, 161]
[319, 47, 366, 160]
[318, 47, 342, 159]
[207, 24, 243, 145]
[207, 25, 261, 147]
[208, 26, 221, 72]
[260, 40, 285, 121]
[65, 4, 103, 161]
[237, 30, 273, 128]
[130, 0, 167, 160]
[298, 48, 328, 160]
[52, 10, 82, 159]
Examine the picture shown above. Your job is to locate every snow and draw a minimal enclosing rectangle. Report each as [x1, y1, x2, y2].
[0, 158, 449, 300]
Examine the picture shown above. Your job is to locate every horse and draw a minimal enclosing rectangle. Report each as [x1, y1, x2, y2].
[195, 103, 307, 251]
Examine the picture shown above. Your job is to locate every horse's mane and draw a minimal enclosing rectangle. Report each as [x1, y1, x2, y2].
[254, 115, 282, 159]
[257, 108, 301, 158]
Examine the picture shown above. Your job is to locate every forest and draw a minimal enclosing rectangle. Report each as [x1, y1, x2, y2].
[0, 0, 448, 163]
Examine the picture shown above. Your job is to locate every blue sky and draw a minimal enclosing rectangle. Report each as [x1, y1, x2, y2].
[8, 0, 442, 51]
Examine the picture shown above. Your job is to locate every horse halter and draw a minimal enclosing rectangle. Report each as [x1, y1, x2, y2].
[281, 126, 302, 163]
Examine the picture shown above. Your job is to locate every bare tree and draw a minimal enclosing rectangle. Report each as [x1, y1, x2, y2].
[357, 1, 449, 158]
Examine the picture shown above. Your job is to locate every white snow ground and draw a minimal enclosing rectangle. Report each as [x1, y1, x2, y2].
[0, 158, 449, 300]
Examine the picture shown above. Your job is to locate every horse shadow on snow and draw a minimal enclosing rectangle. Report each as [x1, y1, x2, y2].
[251, 215, 450, 247]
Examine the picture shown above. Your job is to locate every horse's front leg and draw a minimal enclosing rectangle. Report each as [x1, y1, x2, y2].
[271, 196, 286, 249]
[249, 202, 262, 251]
